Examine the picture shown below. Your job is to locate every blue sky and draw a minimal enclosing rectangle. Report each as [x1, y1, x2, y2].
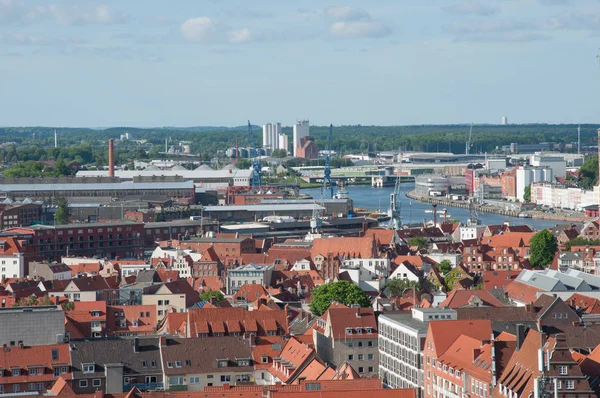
[1, 0, 600, 127]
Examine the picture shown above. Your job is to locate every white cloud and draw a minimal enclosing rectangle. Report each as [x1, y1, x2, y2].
[228, 28, 253, 44]
[0, 0, 46, 24]
[49, 4, 128, 25]
[442, 1, 498, 17]
[330, 20, 392, 38]
[325, 6, 391, 39]
[180, 17, 217, 42]
[326, 6, 370, 22]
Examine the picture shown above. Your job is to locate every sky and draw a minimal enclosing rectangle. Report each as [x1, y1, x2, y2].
[2, 0, 600, 127]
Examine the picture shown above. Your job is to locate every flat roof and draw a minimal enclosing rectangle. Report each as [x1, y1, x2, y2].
[221, 223, 270, 230]
[379, 313, 429, 333]
[76, 169, 253, 179]
[204, 204, 325, 212]
[0, 180, 195, 192]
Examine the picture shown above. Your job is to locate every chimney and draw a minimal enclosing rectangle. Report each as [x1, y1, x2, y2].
[55, 296, 59, 306]
[516, 323, 526, 351]
[108, 139, 115, 178]
[598, 128, 600, 179]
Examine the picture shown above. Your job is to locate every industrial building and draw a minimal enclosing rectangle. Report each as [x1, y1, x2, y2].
[76, 168, 252, 188]
[0, 179, 196, 203]
[203, 203, 325, 222]
[293, 120, 309, 157]
[262, 122, 281, 153]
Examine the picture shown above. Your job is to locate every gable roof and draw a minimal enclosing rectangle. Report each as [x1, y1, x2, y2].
[186, 307, 289, 337]
[439, 289, 505, 309]
[311, 236, 377, 259]
[428, 319, 492, 357]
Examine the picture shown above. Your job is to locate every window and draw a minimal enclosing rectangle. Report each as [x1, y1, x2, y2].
[368, 367, 373, 372]
[368, 341, 373, 347]
[565, 380, 575, 390]
[558, 366, 568, 375]
[358, 354, 364, 361]
[79, 380, 88, 388]
[54, 368, 61, 377]
[12, 369, 20, 376]
[346, 328, 353, 335]
[186, 360, 191, 366]
[358, 367, 364, 373]
[52, 349, 59, 360]
[169, 377, 184, 386]
[347, 342, 354, 348]
[306, 383, 321, 391]
[368, 354, 374, 360]
[358, 341, 363, 347]
[218, 360, 228, 368]
[175, 361, 182, 368]
[189, 376, 200, 384]
[348, 354, 354, 361]
[93, 379, 101, 387]
[145, 376, 157, 384]
[221, 375, 231, 382]
[262, 356, 269, 364]
[142, 361, 147, 368]
[82, 363, 95, 373]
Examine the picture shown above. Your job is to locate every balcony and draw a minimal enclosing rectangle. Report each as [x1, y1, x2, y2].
[123, 382, 163, 391]
[433, 384, 460, 398]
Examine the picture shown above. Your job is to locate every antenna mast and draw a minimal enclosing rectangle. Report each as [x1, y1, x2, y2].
[578, 124, 581, 154]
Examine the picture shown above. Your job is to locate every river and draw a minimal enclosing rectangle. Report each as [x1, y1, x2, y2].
[302, 183, 560, 230]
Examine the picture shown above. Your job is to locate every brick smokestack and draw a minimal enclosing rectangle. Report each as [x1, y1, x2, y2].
[108, 139, 115, 178]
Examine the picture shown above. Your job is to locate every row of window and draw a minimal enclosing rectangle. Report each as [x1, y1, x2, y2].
[0, 383, 45, 394]
[347, 354, 374, 361]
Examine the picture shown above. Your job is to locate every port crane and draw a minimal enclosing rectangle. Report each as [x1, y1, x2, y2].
[388, 175, 403, 230]
[248, 120, 262, 188]
[465, 123, 473, 155]
[322, 124, 334, 199]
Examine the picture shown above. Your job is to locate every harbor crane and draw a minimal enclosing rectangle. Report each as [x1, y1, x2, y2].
[248, 120, 262, 188]
[465, 123, 473, 155]
[322, 124, 334, 199]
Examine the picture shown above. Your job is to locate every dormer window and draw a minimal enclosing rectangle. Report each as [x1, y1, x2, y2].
[356, 328, 363, 335]
[92, 311, 100, 317]
[167, 362, 173, 368]
[366, 328, 373, 334]
[237, 359, 250, 367]
[346, 328, 353, 335]
[261, 356, 268, 364]
[217, 359, 228, 368]
[175, 361, 182, 368]
[82, 363, 95, 374]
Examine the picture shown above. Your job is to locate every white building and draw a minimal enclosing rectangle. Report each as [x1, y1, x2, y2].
[515, 166, 553, 202]
[455, 224, 487, 242]
[530, 153, 566, 178]
[339, 258, 390, 292]
[0, 253, 25, 279]
[120, 263, 152, 277]
[293, 120, 309, 157]
[501, 116, 508, 125]
[388, 262, 421, 283]
[278, 133, 288, 154]
[262, 122, 281, 153]
[530, 183, 596, 211]
[378, 308, 457, 397]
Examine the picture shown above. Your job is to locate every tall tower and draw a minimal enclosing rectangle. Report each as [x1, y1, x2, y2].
[108, 139, 115, 178]
[597, 128, 600, 182]
[54, 129, 58, 148]
[578, 125, 581, 154]
[293, 120, 309, 157]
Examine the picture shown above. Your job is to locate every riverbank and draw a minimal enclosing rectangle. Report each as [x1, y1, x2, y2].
[406, 190, 590, 223]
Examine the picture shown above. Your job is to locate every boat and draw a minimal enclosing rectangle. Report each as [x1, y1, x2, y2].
[333, 182, 350, 200]
[518, 213, 531, 218]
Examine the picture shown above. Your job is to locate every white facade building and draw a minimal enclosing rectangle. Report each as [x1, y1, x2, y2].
[278, 133, 288, 154]
[530, 183, 596, 211]
[501, 116, 508, 125]
[293, 120, 309, 157]
[456, 225, 487, 242]
[262, 122, 281, 153]
[378, 308, 457, 398]
[0, 253, 25, 279]
[339, 258, 390, 292]
[515, 166, 552, 202]
[120, 263, 152, 277]
[530, 153, 566, 178]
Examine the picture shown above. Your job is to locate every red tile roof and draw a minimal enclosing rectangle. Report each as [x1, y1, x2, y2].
[269, 337, 315, 384]
[185, 307, 289, 337]
[106, 305, 157, 335]
[439, 289, 505, 308]
[311, 236, 377, 259]
[428, 319, 492, 357]
[0, 343, 71, 382]
[504, 280, 543, 304]
[566, 293, 600, 315]
[233, 284, 269, 303]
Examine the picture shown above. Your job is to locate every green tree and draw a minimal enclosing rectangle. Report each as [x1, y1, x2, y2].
[309, 281, 371, 316]
[523, 185, 531, 202]
[565, 237, 600, 250]
[271, 149, 288, 158]
[54, 197, 71, 225]
[52, 158, 68, 177]
[200, 290, 225, 302]
[385, 278, 419, 297]
[408, 237, 428, 249]
[579, 155, 598, 189]
[435, 260, 453, 275]
[236, 159, 252, 169]
[61, 301, 75, 311]
[530, 229, 558, 268]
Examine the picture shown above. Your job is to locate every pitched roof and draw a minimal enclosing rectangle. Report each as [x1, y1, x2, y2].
[311, 236, 377, 259]
[504, 280, 543, 304]
[316, 305, 377, 340]
[566, 293, 600, 315]
[428, 319, 492, 357]
[482, 270, 519, 290]
[186, 307, 289, 337]
[0, 343, 71, 378]
[483, 232, 536, 249]
[233, 284, 269, 303]
[439, 289, 505, 309]
[160, 336, 253, 375]
[269, 336, 315, 384]
[106, 305, 157, 335]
